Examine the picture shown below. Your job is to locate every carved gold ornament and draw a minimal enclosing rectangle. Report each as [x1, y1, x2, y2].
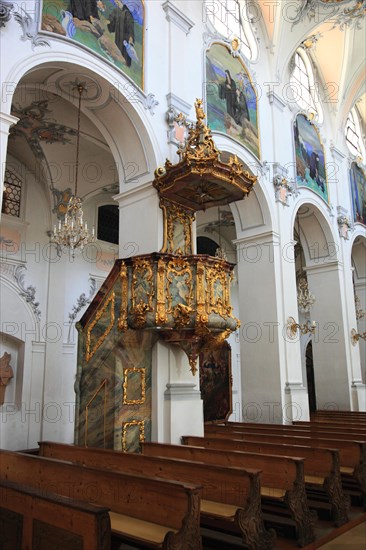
[123, 368, 146, 405]
[122, 420, 145, 452]
[118, 262, 128, 331]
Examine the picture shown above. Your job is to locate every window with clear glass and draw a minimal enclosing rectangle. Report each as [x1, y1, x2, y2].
[345, 107, 365, 159]
[1, 168, 22, 218]
[206, 0, 257, 60]
[290, 49, 323, 123]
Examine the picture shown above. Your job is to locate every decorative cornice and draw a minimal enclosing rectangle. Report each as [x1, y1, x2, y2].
[162, 0, 195, 34]
[166, 94, 192, 145]
[166, 93, 192, 117]
[164, 382, 201, 400]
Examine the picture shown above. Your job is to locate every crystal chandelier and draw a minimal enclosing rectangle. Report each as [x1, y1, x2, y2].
[52, 83, 96, 257]
[296, 219, 316, 313]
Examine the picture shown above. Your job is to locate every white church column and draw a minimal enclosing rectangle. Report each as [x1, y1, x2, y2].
[114, 184, 162, 256]
[152, 342, 203, 444]
[306, 261, 364, 410]
[0, 113, 18, 214]
[236, 232, 308, 423]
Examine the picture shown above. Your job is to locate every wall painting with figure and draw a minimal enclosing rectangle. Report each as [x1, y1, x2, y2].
[350, 162, 366, 225]
[206, 43, 259, 159]
[294, 114, 328, 202]
[199, 342, 232, 423]
[41, 0, 144, 89]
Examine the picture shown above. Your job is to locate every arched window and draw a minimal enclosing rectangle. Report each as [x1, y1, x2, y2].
[205, 0, 258, 60]
[290, 49, 323, 124]
[97, 204, 119, 245]
[1, 167, 23, 218]
[345, 106, 366, 159]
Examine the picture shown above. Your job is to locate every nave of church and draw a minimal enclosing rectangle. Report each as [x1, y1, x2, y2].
[0, 0, 365, 548]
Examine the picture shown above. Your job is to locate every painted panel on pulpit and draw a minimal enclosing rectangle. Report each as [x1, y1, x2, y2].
[206, 43, 259, 158]
[349, 162, 366, 225]
[294, 114, 328, 202]
[199, 342, 232, 423]
[41, 0, 144, 89]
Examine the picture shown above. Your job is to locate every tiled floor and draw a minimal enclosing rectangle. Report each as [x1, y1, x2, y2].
[318, 521, 366, 549]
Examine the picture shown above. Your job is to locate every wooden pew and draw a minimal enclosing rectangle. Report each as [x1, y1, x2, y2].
[0, 479, 111, 550]
[37, 441, 275, 550]
[0, 450, 202, 550]
[293, 421, 366, 434]
[206, 422, 366, 442]
[181, 436, 350, 527]
[202, 430, 366, 505]
[139, 440, 316, 547]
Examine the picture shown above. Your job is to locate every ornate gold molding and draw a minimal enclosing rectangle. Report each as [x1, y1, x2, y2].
[122, 420, 145, 453]
[118, 262, 128, 331]
[160, 198, 195, 255]
[123, 368, 146, 405]
[156, 258, 167, 325]
[85, 292, 115, 362]
[130, 258, 154, 328]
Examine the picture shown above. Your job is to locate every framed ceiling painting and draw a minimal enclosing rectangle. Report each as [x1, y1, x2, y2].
[349, 162, 366, 225]
[206, 43, 260, 159]
[41, 0, 144, 89]
[294, 113, 328, 202]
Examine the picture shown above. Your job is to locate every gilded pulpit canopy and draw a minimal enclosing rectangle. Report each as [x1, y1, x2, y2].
[153, 99, 256, 212]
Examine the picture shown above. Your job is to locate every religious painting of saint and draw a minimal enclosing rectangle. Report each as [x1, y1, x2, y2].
[199, 342, 232, 423]
[349, 162, 366, 225]
[41, 0, 144, 89]
[294, 114, 328, 202]
[206, 43, 259, 159]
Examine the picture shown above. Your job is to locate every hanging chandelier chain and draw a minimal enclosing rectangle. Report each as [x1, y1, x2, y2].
[74, 84, 84, 198]
[51, 82, 96, 257]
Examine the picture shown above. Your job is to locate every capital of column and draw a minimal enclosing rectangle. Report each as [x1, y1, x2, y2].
[233, 230, 281, 247]
[0, 112, 18, 134]
[113, 181, 156, 208]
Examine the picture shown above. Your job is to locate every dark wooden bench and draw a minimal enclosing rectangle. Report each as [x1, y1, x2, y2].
[0, 479, 111, 550]
[181, 435, 349, 527]
[38, 441, 274, 550]
[139, 441, 316, 547]
[0, 449, 202, 550]
[202, 429, 366, 505]
[293, 421, 366, 433]
[206, 422, 366, 442]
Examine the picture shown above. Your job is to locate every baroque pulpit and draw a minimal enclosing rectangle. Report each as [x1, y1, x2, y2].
[74, 100, 256, 450]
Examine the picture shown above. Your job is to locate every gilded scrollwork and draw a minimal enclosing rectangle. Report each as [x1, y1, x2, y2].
[166, 257, 194, 318]
[123, 367, 146, 405]
[118, 262, 128, 331]
[130, 258, 154, 328]
[156, 258, 168, 325]
[196, 261, 208, 326]
[160, 199, 195, 255]
[85, 293, 115, 362]
[205, 262, 233, 317]
[122, 420, 145, 453]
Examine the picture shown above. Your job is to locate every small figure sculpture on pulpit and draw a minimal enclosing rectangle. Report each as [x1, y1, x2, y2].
[0, 352, 14, 405]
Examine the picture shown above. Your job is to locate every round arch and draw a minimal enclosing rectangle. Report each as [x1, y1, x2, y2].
[292, 198, 339, 266]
